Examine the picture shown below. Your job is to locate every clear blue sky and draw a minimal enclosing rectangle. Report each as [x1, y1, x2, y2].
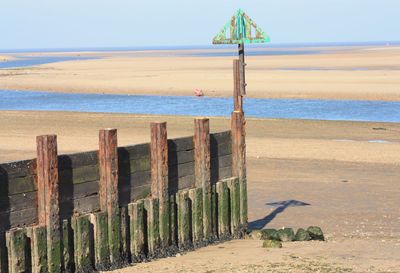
[0, 0, 398, 50]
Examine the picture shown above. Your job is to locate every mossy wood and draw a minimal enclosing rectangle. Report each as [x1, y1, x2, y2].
[0, 116, 246, 272]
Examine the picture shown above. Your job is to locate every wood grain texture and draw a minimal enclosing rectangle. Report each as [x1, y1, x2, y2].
[194, 118, 212, 240]
[36, 134, 62, 273]
[99, 128, 121, 264]
[150, 122, 169, 249]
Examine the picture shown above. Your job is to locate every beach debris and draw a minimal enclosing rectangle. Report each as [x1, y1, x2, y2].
[194, 88, 204, 96]
[294, 228, 311, 241]
[262, 239, 282, 248]
[307, 226, 325, 241]
[277, 228, 295, 242]
[260, 229, 280, 241]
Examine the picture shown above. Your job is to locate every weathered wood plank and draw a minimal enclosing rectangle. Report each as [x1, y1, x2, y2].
[2, 175, 36, 196]
[216, 180, 230, 240]
[231, 111, 247, 227]
[61, 219, 74, 273]
[119, 184, 151, 206]
[211, 166, 233, 184]
[144, 198, 160, 259]
[128, 200, 145, 262]
[0, 159, 36, 179]
[0, 207, 38, 231]
[168, 161, 195, 179]
[72, 215, 93, 272]
[99, 128, 121, 265]
[28, 225, 48, 273]
[90, 212, 110, 270]
[168, 149, 194, 166]
[168, 136, 194, 152]
[189, 188, 203, 247]
[119, 157, 151, 177]
[210, 131, 231, 145]
[168, 174, 195, 195]
[210, 141, 232, 158]
[0, 191, 37, 213]
[6, 228, 28, 273]
[118, 143, 150, 162]
[150, 122, 169, 251]
[60, 180, 99, 203]
[211, 154, 232, 169]
[59, 165, 99, 185]
[60, 194, 100, 220]
[169, 194, 177, 248]
[226, 177, 241, 237]
[120, 206, 129, 263]
[194, 118, 212, 242]
[176, 190, 191, 251]
[36, 134, 62, 273]
[58, 151, 98, 170]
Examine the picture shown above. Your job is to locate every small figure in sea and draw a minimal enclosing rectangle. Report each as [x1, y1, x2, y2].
[194, 88, 204, 97]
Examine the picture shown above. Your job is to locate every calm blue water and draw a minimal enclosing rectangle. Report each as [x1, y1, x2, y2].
[0, 90, 399, 122]
[0, 56, 97, 69]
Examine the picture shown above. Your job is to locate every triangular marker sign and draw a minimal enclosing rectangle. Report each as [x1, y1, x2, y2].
[212, 9, 270, 44]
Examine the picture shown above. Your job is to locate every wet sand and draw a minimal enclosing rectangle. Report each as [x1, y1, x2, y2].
[0, 111, 399, 272]
[1, 46, 400, 101]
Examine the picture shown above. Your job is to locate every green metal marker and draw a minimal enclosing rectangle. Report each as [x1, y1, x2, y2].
[213, 9, 270, 95]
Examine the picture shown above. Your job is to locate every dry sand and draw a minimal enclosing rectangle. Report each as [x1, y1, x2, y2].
[0, 111, 399, 272]
[1, 46, 400, 101]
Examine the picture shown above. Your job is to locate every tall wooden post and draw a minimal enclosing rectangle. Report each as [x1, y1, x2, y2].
[238, 43, 246, 96]
[99, 129, 121, 264]
[231, 111, 247, 228]
[232, 56, 247, 228]
[233, 60, 243, 112]
[36, 135, 62, 273]
[150, 122, 169, 250]
[194, 118, 211, 241]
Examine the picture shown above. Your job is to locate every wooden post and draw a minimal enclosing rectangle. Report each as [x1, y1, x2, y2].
[233, 60, 243, 112]
[227, 177, 241, 237]
[6, 229, 28, 273]
[176, 190, 191, 250]
[90, 212, 110, 270]
[144, 198, 160, 258]
[128, 200, 146, 262]
[194, 118, 211, 241]
[28, 225, 48, 273]
[169, 194, 178, 248]
[61, 219, 74, 273]
[72, 215, 92, 272]
[188, 188, 203, 247]
[231, 111, 247, 228]
[120, 206, 129, 262]
[216, 180, 230, 239]
[99, 129, 121, 264]
[36, 134, 62, 273]
[238, 43, 246, 96]
[150, 122, 169, 250]
[0, 232, 6, 273]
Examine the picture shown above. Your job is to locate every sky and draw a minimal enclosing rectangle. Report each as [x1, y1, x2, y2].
[0, 0, 398, 50]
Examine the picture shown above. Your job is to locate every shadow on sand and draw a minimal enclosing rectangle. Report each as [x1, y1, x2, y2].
[249, 200, 310, 230]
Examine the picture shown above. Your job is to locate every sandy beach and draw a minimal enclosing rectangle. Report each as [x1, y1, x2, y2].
[1, 46, 400, 101]
[0, 44, 399, 272]
[0, 111, 399, 272]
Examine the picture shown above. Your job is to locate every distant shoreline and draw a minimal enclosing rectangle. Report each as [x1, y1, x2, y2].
[0, 44, 399, 102]
[0, 40, 399, 54]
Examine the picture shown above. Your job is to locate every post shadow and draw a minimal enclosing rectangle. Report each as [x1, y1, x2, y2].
[117, 147, 132, 206]
[249, 200, 310, 230]
[0, 166, 10, 272]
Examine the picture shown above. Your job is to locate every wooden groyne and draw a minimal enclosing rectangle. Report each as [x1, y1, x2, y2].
[0, 115, 247, 272]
